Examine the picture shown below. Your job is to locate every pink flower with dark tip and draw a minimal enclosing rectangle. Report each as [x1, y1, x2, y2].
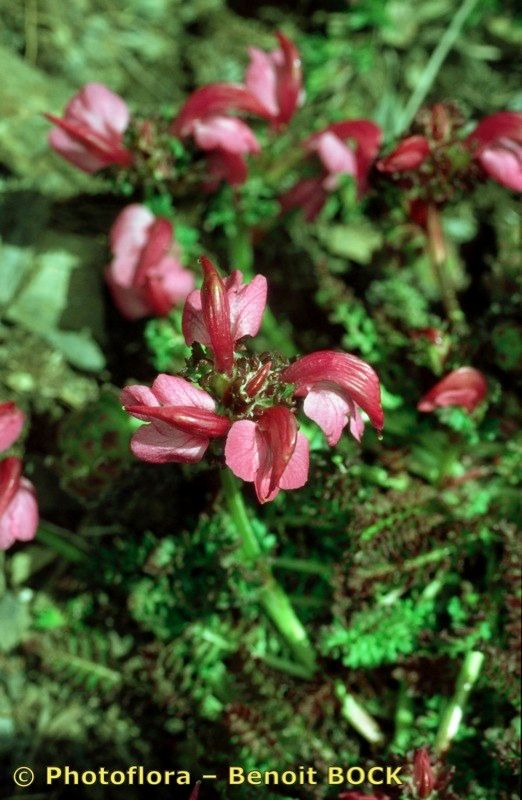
[466, 111, 522, 192]
[281, 350, 384, 446]
[225, 406, 309, 504]
[182, 257, 267, 373]
[46, 83, 133, 173]
[280, 120, 382, 220]
[171, 84, 269, 187]
[106, 204, 195, 320]
[121, 374, 231, 464]
[376, 135, 430, 173]
[418, 367, 487, 413]
[0, 402, 25, 453]
[245, 32, 303, 127]
[0, 457, 39, 551]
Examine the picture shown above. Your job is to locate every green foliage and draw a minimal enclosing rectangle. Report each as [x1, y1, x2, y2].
[322, 594, 438, 668]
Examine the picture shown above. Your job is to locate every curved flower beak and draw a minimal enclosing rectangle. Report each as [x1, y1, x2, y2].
[123, 404, 231, 438]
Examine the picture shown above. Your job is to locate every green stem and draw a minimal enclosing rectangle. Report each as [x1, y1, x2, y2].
[426, 204, 465, 328]
[271, 556, 332, 580]
[336, 682, 384, 744]
[220, 469, 316, 677]
[395, 0, 480, 135]
[392, 682, 414, 752]
[435, 650, 484, 754]
[37, 522, 89, 563]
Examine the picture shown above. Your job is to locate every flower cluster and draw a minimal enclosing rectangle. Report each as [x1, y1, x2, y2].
[121, 258, 383, 503]
[375, 104, 522, 223]
[282, 103, 521, 222]
[0, 403, 38, 551]
[46, 31, 302, 187]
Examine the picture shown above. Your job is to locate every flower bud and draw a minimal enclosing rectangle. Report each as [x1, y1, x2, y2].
[413, 748, 435, 799]
[200, 257, 235, 374]
[245, 362, 272, 397]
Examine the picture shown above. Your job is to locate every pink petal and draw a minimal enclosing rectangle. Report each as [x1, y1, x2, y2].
[255, 407, 297, 503]
[48, 127, 107, 173]
[245, 48, 279, 118]
[66, 83, 130, 137]
[467, 111, 522, 150]
[302, 383, 353, 446]
[105, 279, 151, 320]
[182, 289, 211, 347]
[0, 478, 39, 551]
[478, 143, 522, 192]
[204, 150, 249, 188]
[171, 83, 271, 137]
[377, 135, 430, 173]
[0, 402, 25, 453]
[151, 375, 216, 411]
[224, 420, 260, 482]
[418, 367, 487, 413]
[279, 432, 309, 490]
[193, 116, 260, 155]
[279, 177, 327, 221]
[153, 257, 195, 305]
[130, 423, 209, 464]
[110, 205, 153, 268]
[315, 120, 382, 194]
[282, 351, 384, 433]
[309, 132, 357, 177]
[120, 384, 158, 410]
[273, 32, 302, 126]
[349, 404, 365, 442]
[47, 84, 131, 172]
[226, 272, 267, 340]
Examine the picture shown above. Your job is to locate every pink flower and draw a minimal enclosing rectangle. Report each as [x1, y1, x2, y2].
[0, 457, 39, 551]
[121, 374, 231, 464]
[282, 351, 384, 446]
[245, 32, 303, 127]
[182, 257, 267, 374]
[376, 135, 430, 173]
[413, 748, 435, 799]
[418, 367, 487, 413]
[225, 407, 309, 503]
[0, 402, 25, 452]
[46, 83, 133, 173]
[106, 204, 195, 320]
[466, 111, 522, 192]
[280, 120, 382, 220]
[171, 84, 269, 186]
